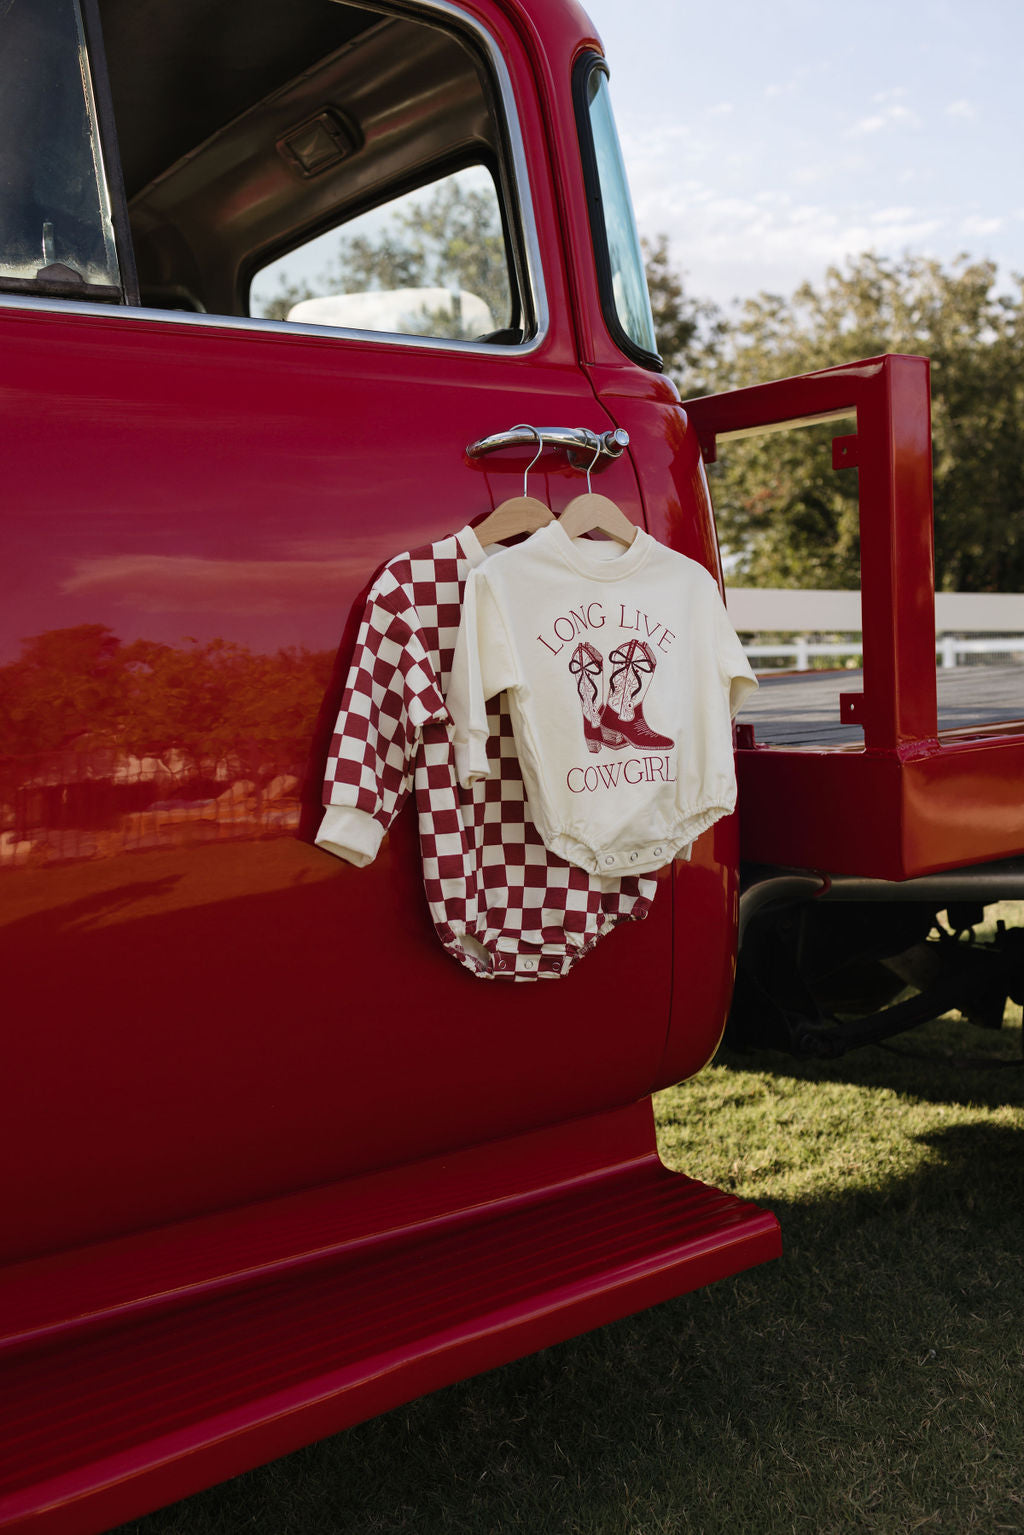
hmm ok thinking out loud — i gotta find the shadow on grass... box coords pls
[114,1121,1024,1535]
[714,1016,1024,1113]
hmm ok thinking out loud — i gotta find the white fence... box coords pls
[725,589,1024,670]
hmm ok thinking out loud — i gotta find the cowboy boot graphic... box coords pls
[568,641,608,752]
[602,639,673,752]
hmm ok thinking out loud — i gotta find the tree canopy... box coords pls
[657,250,1024,592]
[642,234,725,397]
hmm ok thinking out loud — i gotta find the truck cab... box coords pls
[0,2,778,1530]
[5,1,1023,1529]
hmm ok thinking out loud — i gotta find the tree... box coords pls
[643,234,724,396]
[648,246,1024,592]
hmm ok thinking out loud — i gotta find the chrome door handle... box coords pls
[466,425,629,469]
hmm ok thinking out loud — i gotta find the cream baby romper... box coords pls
[447,522,757,877]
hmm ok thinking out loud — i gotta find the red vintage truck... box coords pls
[1,0,1021,1531]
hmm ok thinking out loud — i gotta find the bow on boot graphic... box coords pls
[569,639,672,753]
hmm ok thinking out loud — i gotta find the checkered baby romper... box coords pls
[317,525,656,980]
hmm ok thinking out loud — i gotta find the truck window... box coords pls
[93,0,535,343]
[249,164,516,342]
[0,0,124,302]
[574,54,660,368]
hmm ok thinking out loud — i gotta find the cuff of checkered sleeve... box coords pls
[314,804,386,867]
[454,731,491,788]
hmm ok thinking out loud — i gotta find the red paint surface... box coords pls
[1,294,680,1255]
[0,0,771,1524]
[0,1106,779,1535]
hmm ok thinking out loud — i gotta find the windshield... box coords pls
[584,64,658,361]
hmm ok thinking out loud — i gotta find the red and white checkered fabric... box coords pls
[322,527,655,980]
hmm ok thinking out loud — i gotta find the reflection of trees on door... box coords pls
[0,626,333,866]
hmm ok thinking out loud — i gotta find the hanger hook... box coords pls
[585,438,601,495]
[508,424,544,497]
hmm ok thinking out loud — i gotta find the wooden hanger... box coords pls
[473,426,554,545]
[558,442,637,546]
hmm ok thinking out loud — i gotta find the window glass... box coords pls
[93,0,533,337]
[0,0,121,298]
[586,67,658,359]
[249,165,514,342]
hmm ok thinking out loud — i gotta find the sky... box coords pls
[583,0,1024,308]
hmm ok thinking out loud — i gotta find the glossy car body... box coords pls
[0,1,777,1529]
[3,0,1022,1529]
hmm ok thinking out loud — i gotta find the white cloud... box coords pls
[960,215,1003,238]
[848,102,921,136]
[762,73,811,101]
[870,206,918,224]
[620,118,713,169]
[790,151,868,187]
[946,99,976,119]
[629,169,950,302]
[617,93,1007,307]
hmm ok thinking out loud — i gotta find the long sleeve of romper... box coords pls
[316,569,448,866]
[447,565,518,788]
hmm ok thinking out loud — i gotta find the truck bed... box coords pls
[685,358,1024,881]
[741,664,1024,746]
[734,666,1024,881]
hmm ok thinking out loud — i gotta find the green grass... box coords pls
[116,945,1024,1533]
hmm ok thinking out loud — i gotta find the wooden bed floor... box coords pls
[738,664,1024,746]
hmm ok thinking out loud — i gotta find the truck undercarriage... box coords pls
[733,862,1024,1061]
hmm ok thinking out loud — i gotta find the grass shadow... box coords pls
[714,1009,1024,1113]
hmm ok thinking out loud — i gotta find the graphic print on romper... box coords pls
[569,642,606,753]
[601,639,673,752]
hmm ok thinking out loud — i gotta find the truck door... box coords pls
[0,0,673,1260]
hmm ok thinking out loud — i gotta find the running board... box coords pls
[0,1101,780,1535]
